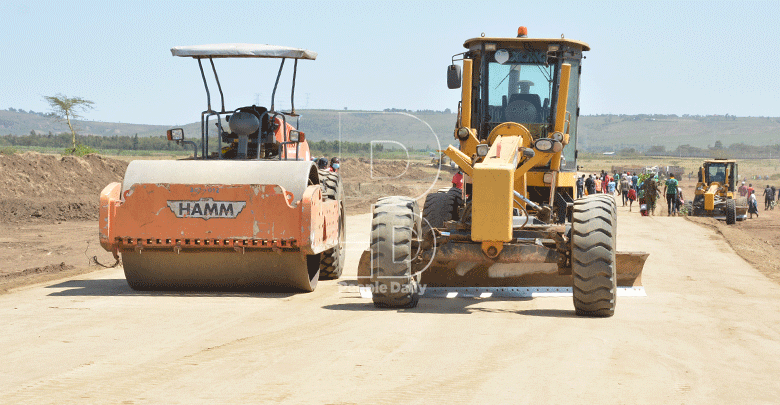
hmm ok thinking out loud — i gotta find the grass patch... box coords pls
[0,146,18,155]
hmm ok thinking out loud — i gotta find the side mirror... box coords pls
[447,64,462,89]
[167,128,184,141]
[289,130,305,143]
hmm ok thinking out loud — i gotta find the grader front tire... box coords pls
[571,196,617,317]
[725,198,736,225]
[370,196,421,309]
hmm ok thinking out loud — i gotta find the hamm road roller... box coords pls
[358,28,647,316]
[100,44,344,291]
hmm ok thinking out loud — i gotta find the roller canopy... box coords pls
[171,44,317,60]
[121,160,316,203]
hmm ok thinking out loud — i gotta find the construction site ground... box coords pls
[1,152,779,403]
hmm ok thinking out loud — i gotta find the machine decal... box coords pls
[166,198,246,219]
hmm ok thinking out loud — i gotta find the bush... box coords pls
[64,144,98,156]
[0,146,17,155]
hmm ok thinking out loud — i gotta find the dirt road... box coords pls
[2,205,780,404]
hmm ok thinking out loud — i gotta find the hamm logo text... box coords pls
[167,198,246,220]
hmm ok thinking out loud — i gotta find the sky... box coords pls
[1,1,779,125]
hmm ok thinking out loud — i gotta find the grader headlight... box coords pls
[476,144,490,157]
[534,138,554,152]
[456,127,471,141]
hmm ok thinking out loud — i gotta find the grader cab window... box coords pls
[708,163,727,184]
[486,50,553,128]
[477,47,581,171]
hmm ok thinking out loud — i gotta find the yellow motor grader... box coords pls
[685,159,747,224]
[358,28,647,316]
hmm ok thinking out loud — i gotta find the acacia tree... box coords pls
[43,94,94,152]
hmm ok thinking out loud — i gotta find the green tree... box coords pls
[43,94,94,152]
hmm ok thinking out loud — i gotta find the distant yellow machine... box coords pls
[358,27,647,316]
[686,159,747,224]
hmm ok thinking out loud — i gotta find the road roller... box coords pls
[99,44,344,292]
[357,28,647,315]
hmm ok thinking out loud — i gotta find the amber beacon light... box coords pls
[517,26,528,38]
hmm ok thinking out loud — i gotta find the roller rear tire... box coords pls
[422,188,462,235]
[318,170,345,280]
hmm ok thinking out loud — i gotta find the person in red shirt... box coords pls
[738,181,747,197]
[452,171,464,189]
[329,157,340,172]
[747,183,754,197]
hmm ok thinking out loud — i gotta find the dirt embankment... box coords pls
[0,153,452,290]
[0,152,127,223]
[338,157,450,213]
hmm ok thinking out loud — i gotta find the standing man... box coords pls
[632,172,639,190]
[620,175,631,206]
[643,177,661,216]
[764,184,773,210]
[576,175,584,199]
[664,174,679,216]
[452,170,464,190]
[738,181,747,197]
[585,175,595,196]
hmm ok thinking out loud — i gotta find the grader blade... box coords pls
[356,248,648,296]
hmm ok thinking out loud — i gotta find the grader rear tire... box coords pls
[371,196,421,309]
[726,198,736,225]
[571,195,617,317]
[422,188,462,235]
[318,170,345,280]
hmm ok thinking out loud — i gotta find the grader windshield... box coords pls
[487,50,553,125]
[476,45,582,171]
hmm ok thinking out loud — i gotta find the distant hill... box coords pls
[3,109,779,151]
[0,109,171,139]
[578,114,780,152]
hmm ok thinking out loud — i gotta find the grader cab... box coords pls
[358,28,647,316]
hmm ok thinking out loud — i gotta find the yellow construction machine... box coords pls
[357,28,647,316]
[685,159,747,224]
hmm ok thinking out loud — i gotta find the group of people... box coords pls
[576,171,622,198]
[738,181,779,218]
[575,170,683,216]
[737,181,779,218]
[314,156,340,172]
